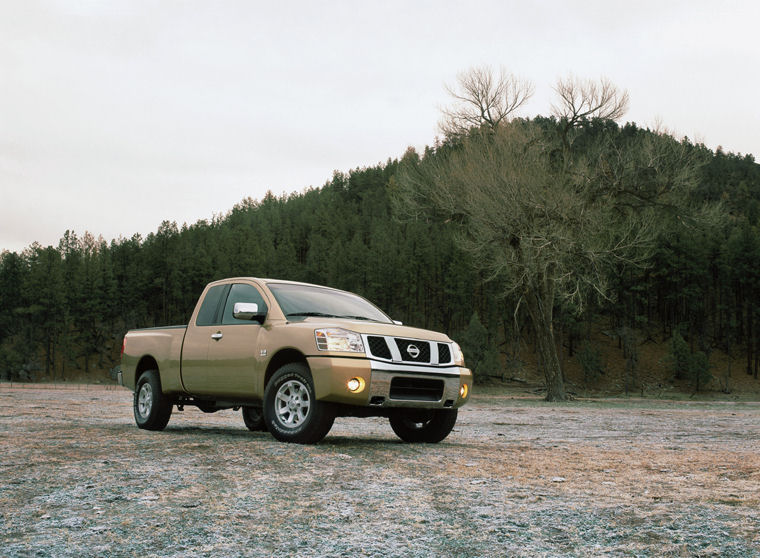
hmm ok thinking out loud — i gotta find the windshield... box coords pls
[268,283,392,323]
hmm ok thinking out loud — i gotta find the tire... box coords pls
[389,408,458,443]
[263,363,334,444]
[133,370,173,431]
[242,406,267,431]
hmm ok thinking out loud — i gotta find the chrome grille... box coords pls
[394,338,431,363]
[367,336,392,359]
[437,343,451,364]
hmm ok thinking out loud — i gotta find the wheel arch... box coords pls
[264,348,309,390]
[135,356,160,384]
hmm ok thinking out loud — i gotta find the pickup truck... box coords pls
[120,278,472,443]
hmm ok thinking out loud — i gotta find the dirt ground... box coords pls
[1,384,758,558]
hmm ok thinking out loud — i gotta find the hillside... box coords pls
[1,120,760,398]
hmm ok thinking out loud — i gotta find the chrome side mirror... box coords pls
[233,302,266,322]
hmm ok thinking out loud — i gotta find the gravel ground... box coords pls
[1,384,759,557]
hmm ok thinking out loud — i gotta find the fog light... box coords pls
[347,377,365,393]
[459,383,469,398]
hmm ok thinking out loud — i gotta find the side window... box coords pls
[196,285,228,326]
[222,283,268,325]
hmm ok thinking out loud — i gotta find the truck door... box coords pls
[180,283,229,395]
[185,282,268,399]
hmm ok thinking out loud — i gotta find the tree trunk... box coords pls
[526,287,567,401]
[45,336,51,377]
[51,338,56,382]
[747,302,753,375]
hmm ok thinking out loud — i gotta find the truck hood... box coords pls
[288,317,453,343]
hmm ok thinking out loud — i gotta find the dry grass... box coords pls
[1,384,759,557]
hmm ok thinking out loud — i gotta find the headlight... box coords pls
[314,328,365,353]
[452,342,465,366]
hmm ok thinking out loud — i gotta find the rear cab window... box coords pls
[195,284,228,326]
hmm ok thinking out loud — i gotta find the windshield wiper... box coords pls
[286,312,382,322]
[286,312,341,318]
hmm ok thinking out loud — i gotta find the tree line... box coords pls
[0,162,499,381]
[1,130,758,389]
[1,72,759,397]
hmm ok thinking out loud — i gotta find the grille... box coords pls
[394,338,431,363]
[389,377,444,401]
[437,343,451,364]
[367,336,392,359]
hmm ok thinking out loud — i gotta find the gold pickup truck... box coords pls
[119,278,472,444]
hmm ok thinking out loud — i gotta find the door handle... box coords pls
[211,332,223,341]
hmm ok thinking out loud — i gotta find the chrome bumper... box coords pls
[308,355,471,408]
[367,368,464,409]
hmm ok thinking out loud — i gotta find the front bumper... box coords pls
[307,356,472,409]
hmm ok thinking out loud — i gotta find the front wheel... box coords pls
[389,408,458,443]
[263,363,334,444]
[134,370,173,431]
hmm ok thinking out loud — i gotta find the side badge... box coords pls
[260,349,267,357]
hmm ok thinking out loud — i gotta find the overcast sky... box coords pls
[2,0,758,254]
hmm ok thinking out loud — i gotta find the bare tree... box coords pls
[439,66,534,137]
[553,75,629,123]
[552,76,630,150]
[397,72,707,401]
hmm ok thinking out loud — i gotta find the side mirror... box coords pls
[393,320,403,326]
[233,302,266,323]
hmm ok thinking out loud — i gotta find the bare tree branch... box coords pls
[551,76,630,153]
[552,75,630,125]
[439,66,534,137]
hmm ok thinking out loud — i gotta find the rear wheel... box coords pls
[389,408,457,443]
[242,406,266,431]
[263,363,334,444]
[134,370,173,431]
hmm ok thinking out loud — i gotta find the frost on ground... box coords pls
[1,385,759,557]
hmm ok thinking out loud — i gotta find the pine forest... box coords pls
[2,118,760,398]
